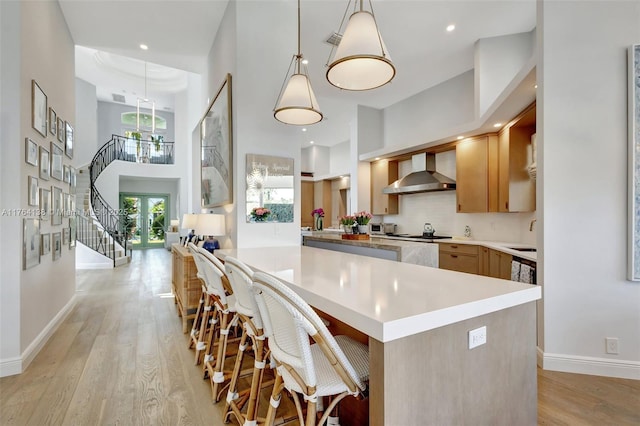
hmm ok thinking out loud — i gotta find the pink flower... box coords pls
[311,208,325,217]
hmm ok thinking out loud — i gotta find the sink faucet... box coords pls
[529,219,537,232]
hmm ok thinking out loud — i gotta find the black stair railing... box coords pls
[87,134,175,264]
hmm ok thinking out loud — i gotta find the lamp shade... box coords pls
[196,214,226,236]
[274,73,323,125]
[181,213,197,229]
[326,10,395,91]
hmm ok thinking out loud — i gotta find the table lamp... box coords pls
[170,219,179,232]
[196,213,226,253]
[181,213,198,246]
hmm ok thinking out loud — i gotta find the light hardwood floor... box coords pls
[1,248,638,425]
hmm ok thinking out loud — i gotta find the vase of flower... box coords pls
[354,211,372,234]
[250,207,271,222]
[312,208,325,231]
[339,215,356,234]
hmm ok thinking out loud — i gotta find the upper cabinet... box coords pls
[456,103,536,213]
[371,159,399,215]
[498,104,536,212]
[456,134,498,213]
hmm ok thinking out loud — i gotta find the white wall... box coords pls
[383,70,474,150]
[0,0,22,375]
[329,141,350,176]
[475,31,535,118]
[0,0,77,377]
[75,78,98,167]
[539,0,640,379]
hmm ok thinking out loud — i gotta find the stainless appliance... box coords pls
[383,153,456,194]
[369,223,397,235]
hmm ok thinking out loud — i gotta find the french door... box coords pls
[120,193,169,249]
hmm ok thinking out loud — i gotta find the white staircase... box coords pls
[75,166,130,267]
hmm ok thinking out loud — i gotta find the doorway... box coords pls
[120,193,169,249]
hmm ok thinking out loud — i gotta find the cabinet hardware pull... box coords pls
[451,255,458,258]
[450,245,458,248]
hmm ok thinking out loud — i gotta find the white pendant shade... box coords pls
[274,73,323,125]
[327,10,395,91]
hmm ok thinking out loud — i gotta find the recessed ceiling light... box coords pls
[139,44,148,50]
[375,157,381,160]
[302,128,307,132]
[457,136,464,140]
[534,84,538,89]
[446,24,455,32]
[302,59,309,65]
[493,123,502,128]
[310,141,314,144]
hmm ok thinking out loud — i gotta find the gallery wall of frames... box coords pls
[23,79,77,270]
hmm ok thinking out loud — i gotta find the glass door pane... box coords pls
[147,197,166,247]
[122,196,142,247]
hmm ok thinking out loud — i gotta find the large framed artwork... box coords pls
[201,74,232,208]
[23,219,40,270]
[245,154,294,223]
[629,44,640,281]
[32,80,47,137]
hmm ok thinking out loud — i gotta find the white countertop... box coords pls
[216,245,541,343]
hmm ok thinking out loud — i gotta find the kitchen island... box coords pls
[215,245,541,425]
[303,233,439,267]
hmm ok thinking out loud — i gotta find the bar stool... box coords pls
[198,248,239,402]
[222,256,274,426]
[187,242,217,365]
[252,271,369,426]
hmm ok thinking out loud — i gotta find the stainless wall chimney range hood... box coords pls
[383,153,456,195]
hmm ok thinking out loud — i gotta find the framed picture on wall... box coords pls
[23,219,40,270]
[62,227,70,245]
[32,80,47,137]
[52,232,61,261]
[49,107,57,136]
[39,146,50,180]
[52,186,63,225]
[65,121,74,159]
[50,142,63,181]
[28,176,39,206]
[57,117,65,143]
[25,138,38,167]
[201,74,233,208]
[41,233,50,255]
[40,188,50,221]
[63,165,70,183]
[629,44,640,281]
[69,217,76,248]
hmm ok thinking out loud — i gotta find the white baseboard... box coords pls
[542,351,640,380]
[21,294,77,372]
[0,356,22,377]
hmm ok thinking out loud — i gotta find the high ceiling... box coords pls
[60,0,536,148]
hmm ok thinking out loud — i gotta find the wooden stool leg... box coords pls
[188,289,206,350]
[224,327,248,417]
[212,310,233,402]
[203,303,220,381]
[194,295,213,365]
[245,336,265,423]
[265,371,284,426]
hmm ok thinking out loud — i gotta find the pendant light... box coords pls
[274,0,323,126]
[137,62,156,133]
[326,0,395,91]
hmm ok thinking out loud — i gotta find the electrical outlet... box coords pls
[605,337,619,354]
[468,326,487,349]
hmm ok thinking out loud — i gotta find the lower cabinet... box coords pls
[438,243,479,275]
[441,244,514,280]
[171,243,202,333]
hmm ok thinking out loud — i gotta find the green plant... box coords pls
[339,215,356,226]
[355,211,372,225]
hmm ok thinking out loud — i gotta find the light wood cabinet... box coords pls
[171,244,202,333]
[438,243,479,275]
[497,104,536,212]
[455,134,498,213]
[489,249,513,280]
[456,103,536,213]
[313,180,332,226]
[301,180,315,228]
[371,160,398,215]
[479,246,490,276]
